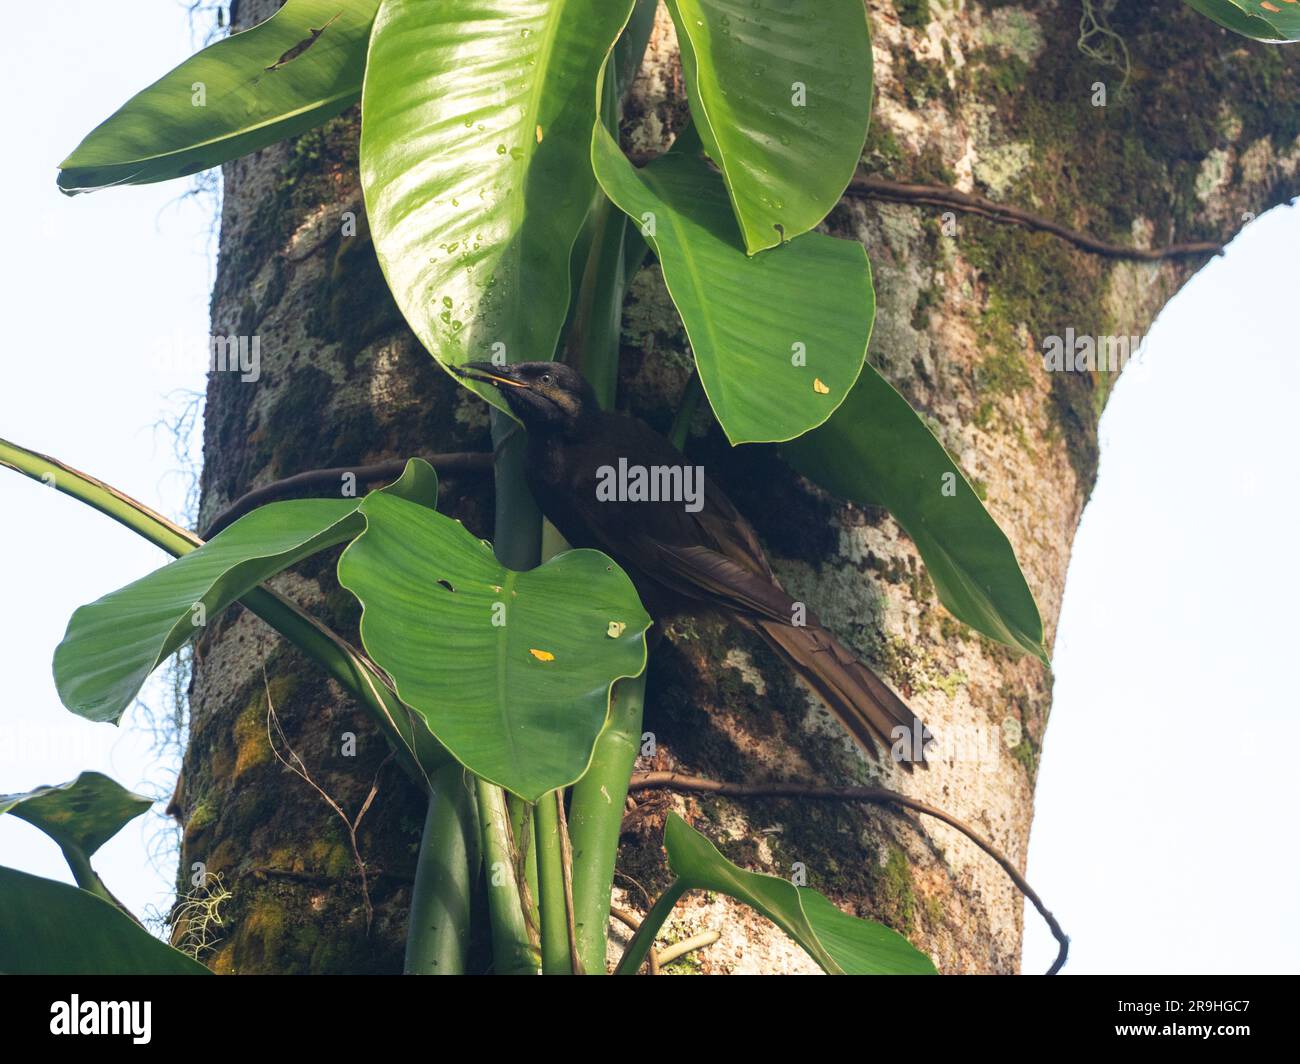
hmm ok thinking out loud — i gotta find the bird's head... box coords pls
[450,360,599,436]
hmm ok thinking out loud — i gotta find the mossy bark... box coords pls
[178,1,1300,973]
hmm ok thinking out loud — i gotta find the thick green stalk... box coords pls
[489,410,542,570]
[613,878,688,975]
[477,408,547,972]
[476,777,540,975]
[569,675,646,973]
[0,437,205,556]
[0,437,442,789]
[559,217,650,967]
[559,52,658,967]
[669,372,705,451]
[404,764,480,974]
[534,792,571,974]
[59,844,142,925]
[567,195,627,399]
[560,53,657,966]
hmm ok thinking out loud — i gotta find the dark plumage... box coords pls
[452,360,931,767]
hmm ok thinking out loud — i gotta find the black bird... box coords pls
[452,360,931,767]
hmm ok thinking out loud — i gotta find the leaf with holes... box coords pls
[58,0,379,193]
[337,491,652,801]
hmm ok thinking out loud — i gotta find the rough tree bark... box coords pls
[173,1,1300,973]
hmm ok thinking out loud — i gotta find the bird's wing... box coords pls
[635,541,806,625]
[686,476,776,583]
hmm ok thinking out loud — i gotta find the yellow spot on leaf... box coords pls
[607,621,626,638]
[529,649,555,662]
[813,378,830,394]
[536,124,544,143]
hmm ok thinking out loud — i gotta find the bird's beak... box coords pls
[449,361,529,389]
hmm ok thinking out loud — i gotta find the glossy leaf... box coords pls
[58,0,379,194]
[0,772,151,857]
[54,460,437,723]
[360,0,635,411]
[664,814,936,974]
[782,366,1048,664]
[665,0,873,253]
[337,492,652,801]
[1182,0,1300,42]
[0,866,209,975]
[592,128,872,444]
[794,887,937,976]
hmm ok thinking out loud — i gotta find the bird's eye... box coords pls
[540,373,552,385]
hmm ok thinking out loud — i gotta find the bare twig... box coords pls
[609,907,717,972]
[201,453,492,539]
[628,771,1069,975]
[610,906,660,974]
[846,174,1222,261]
[626,148,1223,262]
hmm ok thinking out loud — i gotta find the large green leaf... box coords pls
[0,772,151,857]
[0,866,209,975]
[592,127,872,444]
[360,0,635,410]
[665,0,873,253]
[54,460,437,723]
[1182,0,1300,41]
[782,366,1048,664]
[664,814,936,974]
[58,0,380,194]
[337,491,652,801]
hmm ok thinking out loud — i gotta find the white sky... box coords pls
[0,1,1295,973]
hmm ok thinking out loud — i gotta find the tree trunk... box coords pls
[175,0,1300,973]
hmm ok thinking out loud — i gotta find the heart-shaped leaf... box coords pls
[58,0,380,194]
[664,814,936,974]
[0,866,209,975]
[1182,0,1300,42]
[0,772,152,857]
[54,460,437,723]
[665,0,874,253]
[592,127,872,444]
[337,491,652,801]
[782,366,1048,664]
[360,0,635,410]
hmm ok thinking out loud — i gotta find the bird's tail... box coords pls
[751,618,931,769]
